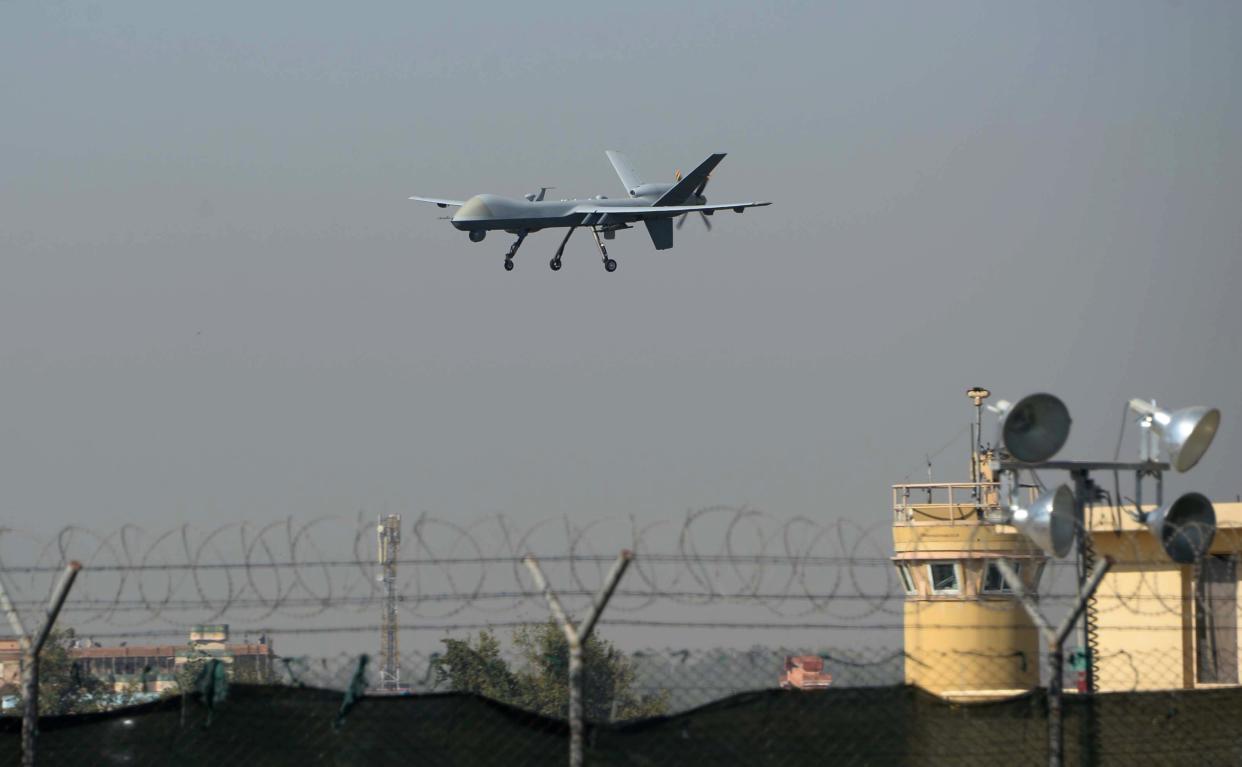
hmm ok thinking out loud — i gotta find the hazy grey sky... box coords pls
[3,0,1240,541]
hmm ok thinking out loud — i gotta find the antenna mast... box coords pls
[967,387,991,488]
[377,514,402,691]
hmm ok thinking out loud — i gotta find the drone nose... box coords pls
[452,195,493,224]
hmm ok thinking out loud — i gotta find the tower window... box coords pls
[896,564,916,595]
[983,560,1022,593]
[927,562,961,594]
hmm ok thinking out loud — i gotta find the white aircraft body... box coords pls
[411,151,771,272]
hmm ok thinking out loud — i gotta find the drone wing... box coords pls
[576,201,771,218]
[408,196,465,208]
[573,201,771,250]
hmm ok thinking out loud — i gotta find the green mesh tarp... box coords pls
[3,684,1242,766]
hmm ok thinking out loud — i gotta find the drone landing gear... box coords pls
[550,225,578,271]
[591,227,617,273]
[504,230,529,271]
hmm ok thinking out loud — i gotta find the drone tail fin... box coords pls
[655,154,725,206]
[605,150,644,196]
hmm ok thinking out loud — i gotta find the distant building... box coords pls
[780,655,833,690]
[0,625,276,697]
[0,638,21,705]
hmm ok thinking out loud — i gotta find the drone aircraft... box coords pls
[410,151,771,272]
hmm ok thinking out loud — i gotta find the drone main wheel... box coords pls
[604,259,617,273]
[504,260,514,272]
[550,258,562,271]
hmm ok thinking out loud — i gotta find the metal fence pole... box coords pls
[995,557,1110,767]
[0,561,82,767]
[1046,642,1064,767]
[524,550,633,767]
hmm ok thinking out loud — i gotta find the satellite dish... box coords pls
[998,393,1072,464]
[1009,484,1076,558]
[1145,492,1216,564]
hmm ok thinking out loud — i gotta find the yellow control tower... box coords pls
[891,388,1045,699]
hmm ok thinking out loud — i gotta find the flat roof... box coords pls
[1086,501,1242,532]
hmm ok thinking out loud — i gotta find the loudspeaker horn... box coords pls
[1129,400,1221,472]
[1145,492,1216,564]
[997,393,1072,464]
[1009,484,1076,558]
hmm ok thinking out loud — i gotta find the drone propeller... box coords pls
[694,173,710,197]
[675,169,712,230]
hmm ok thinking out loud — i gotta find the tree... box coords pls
[172,650,212,696]
[22,630,113,715]
[168,642,275,696]
[230,653,277,685]
[433,623,669,721]
[434,630,520,702]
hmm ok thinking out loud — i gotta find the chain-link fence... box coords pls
[1,508,1241,764]
[2,665,1240,765]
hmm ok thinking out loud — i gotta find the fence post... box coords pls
[994,557,1110,767]
[524,550,633,767]
[0,561,82,767]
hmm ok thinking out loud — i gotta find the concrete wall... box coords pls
[1085,502,1242,692]
[895,521,1045,697]
[904,600,1040,696]
[1091,563,1192,691]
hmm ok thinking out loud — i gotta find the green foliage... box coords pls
[229,654,277,686]
[433,623,669,721]
[170,645,275,695]
[24,630,113,715]
[434,630,520,703]
[173,653,209,695]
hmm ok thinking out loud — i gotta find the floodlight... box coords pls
[1008,484,1075,558]
[1143,492,1216,564]
[1129,399,1221,472]
[994,393,1072,464]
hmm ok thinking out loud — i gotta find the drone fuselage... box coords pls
[450,192,704,235]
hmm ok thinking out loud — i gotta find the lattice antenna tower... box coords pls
[377,514,401,691]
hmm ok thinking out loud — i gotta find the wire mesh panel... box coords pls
[4,682,1242,766]
[2,508,1242,764]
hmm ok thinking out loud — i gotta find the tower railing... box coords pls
[892,481,1036,525]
